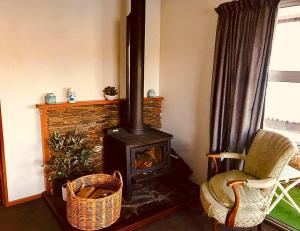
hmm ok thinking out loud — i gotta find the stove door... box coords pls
[130,141,170,175]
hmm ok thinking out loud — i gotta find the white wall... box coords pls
[0,0,122,201]
[119,0,161,98]
[144,0,161,97]
[0,0,161,202]
[160,0,226,184]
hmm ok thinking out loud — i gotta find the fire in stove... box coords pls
[135,147,163,170]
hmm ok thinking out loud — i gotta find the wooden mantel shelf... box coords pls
[36,97,164,110]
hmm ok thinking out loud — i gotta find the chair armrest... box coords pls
[206,154,221,175]
[220,152,247,160]
[227,178,276,189]
[227,180,246,187]
[207,152,246,160]
[225,180,245,227]
[225,177,276,227]
[245,178,276,189]
[206,152,246,175]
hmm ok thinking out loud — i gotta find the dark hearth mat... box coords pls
[43,179,199,231]
[121,180,179,218]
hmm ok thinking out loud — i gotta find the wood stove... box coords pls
[105,127,172,200]
[104,0,173,201]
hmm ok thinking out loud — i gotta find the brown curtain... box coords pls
[209,0,280,174]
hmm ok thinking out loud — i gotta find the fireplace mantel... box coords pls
[36,97,163,192]
[36,97,164,109]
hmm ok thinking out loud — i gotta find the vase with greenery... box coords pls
[43,130,97,195]
[103,86,118,100]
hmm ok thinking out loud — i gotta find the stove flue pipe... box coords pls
[127,0,146,135]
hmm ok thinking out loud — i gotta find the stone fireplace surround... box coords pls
[36,97,163,192]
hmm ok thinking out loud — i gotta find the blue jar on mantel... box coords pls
[67,88,76,103]
[45,93,56,104]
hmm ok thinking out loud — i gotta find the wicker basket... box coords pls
[66,171,123,230]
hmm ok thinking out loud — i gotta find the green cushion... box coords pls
[201,182,266,227]
[208,170,271,210]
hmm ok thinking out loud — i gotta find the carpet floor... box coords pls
[0,199,280,231]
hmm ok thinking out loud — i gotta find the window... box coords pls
[264,5,300,145]
[264,5,300,231]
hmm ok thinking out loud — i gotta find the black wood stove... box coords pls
[104,0,173,201]
[105,127,172,200]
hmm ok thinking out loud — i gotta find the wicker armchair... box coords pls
[200,129,298,231]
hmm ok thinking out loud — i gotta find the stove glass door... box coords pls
[131,142,169,174]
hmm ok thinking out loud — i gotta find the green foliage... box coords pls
[103,86,118,96]
[270,188,300,230]
[44,130,97,182]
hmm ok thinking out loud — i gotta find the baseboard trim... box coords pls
[5,193,42,207]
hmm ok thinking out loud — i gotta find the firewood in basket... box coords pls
[76,186,95,198]
[89,188,115,199]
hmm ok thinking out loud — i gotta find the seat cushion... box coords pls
[200,182,266,228]
[208,170,271,210]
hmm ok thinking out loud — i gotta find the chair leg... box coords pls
[257,223,263,231]
[212,218,219,231]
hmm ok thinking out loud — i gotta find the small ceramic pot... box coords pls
[147,89,157,98]
[62,183,67,201]
[104,94,118,101]
[45,93,56,104]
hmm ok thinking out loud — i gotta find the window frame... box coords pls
[268,70,300,83]
[280,0,300,8]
